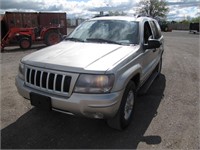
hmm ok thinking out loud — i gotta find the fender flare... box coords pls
[112,64,142,92]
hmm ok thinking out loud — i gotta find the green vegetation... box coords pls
[178,16,200,24]
[190,16,200,23]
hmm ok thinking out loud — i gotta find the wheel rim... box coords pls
[124,90,134,120]
[21,40,30,49]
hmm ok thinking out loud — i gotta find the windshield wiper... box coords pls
[65,37,85,42]
[86,38,123,45]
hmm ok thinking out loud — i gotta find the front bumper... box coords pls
[15,76,123,119]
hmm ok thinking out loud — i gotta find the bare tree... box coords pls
[137,0,169,19]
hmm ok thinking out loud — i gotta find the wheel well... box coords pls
[131,73,140,89]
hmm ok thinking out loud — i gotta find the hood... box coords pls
[22,41,138,73]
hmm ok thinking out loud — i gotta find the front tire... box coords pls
[107,81,136,130]
[19,38,31,49]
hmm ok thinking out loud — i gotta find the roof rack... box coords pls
[135,14,151,18]
[93,14,110,18]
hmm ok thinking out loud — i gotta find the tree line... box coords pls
[108,0,169,19]
[104,0,199,23]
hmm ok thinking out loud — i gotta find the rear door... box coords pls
[141,20,155,82]
[141,20,163,82]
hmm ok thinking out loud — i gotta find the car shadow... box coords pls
[1,74,166,149]
[189,32,200,35]
[1,44,47,53]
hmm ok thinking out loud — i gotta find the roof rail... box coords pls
[136,14,151,18]
[93,14,110,18]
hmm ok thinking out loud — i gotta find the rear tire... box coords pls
[19,38,31,49]
[107,81,136,130]
[44,30,61,46]
[154,57,163,80]
[157,57,162,74]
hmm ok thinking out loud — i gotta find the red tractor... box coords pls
[1,26,62,51]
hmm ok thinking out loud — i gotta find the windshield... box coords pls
[67,20,139,45]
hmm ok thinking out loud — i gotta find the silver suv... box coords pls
[16,16,164,130]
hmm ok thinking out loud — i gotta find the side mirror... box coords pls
[144,39,162,49]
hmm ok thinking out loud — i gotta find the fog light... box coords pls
[84,112,104,119]
[93,113,104,119]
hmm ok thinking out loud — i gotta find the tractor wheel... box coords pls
[19,38,32,49]
[44,30,61,46]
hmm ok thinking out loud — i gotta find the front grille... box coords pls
[25,66,72,96]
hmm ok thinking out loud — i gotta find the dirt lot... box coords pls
[1,31,199,149]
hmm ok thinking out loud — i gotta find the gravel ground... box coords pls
[0,30,199,149]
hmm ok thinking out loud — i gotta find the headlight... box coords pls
[74,74,115,94]
[18,62,25,80]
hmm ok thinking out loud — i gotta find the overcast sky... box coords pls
[1,0,200,20]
